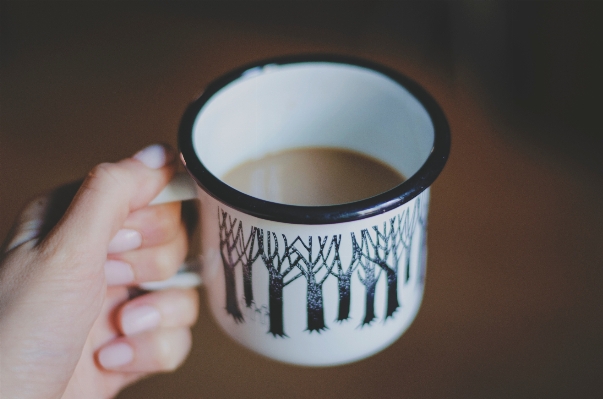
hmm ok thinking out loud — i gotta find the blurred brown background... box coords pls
[1,1,602,398]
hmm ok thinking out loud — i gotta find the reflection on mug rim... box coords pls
[178,54,450,225]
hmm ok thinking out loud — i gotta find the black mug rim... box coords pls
[178,54,450,225]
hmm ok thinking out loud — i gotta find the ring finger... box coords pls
[117,288,199,336]
[97,327,192,373]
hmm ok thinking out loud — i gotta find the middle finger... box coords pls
[117,288,200,336]
[110,225,188,284]
[108,202,183,253]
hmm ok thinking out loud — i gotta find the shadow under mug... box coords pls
[150,55,450,366]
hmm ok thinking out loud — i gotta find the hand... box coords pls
[0,144,199,399]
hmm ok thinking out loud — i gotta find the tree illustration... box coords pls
[329,235,361,322]
[353,231,383,326]
[240,226,262,308]
[256,229,303,337]
[355,199,423,321]
[216,196,427,336]
[218,209,246,323]
[399,199,422,284]
[355,223,400,320]
[289,236,338,332]
[415,195,429,285]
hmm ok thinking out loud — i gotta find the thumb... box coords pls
[41,144,177,265]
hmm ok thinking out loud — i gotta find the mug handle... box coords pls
[149,172,198,205]
[139,172,202,291]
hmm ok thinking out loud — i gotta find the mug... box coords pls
[151,55,450,366]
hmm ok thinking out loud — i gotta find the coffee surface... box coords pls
[221,147,405,206]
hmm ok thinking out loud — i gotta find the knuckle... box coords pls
[153,238,187,281]
[186,288,201,306]
[185,290,201,324]
[156,329,191,371]
[173,230,189,263]
[86,163,126,191]
[153,250,179,280]
[156,336,174,369]
[145,204,181,244]
[89,162,118,180]
[165,289,200,326]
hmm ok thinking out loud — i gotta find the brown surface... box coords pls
[2,6,603,399]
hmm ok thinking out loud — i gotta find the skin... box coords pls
[0,145,199,399]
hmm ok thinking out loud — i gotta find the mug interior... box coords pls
[179,56,449,224]
[192,62,434,185]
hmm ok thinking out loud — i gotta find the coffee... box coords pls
[221,147,405,206]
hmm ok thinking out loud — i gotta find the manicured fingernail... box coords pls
[133,144,171,169]
[108,229,142,254]
[104,260,135,285]
[98,342,134,369]
[121,305,161,336]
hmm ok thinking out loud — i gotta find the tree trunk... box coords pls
[385,268,400,319]
[223,261,244,323]
[336,274,352,321]
[268,273,286,337]
[306,276,326,332]
[418,230,427,285]
[362,280,377,326]
[243,263,254,308]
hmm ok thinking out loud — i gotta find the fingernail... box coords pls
[98,342,134,369]
[121,305,161,336]
[108,229,142,254]
[104,260,135,285]
[133,144,171,169]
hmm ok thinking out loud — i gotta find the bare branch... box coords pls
[284,272,304,286]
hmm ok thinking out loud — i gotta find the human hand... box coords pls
[0,144,199,399]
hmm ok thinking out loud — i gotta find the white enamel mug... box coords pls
[155,55,449,366]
